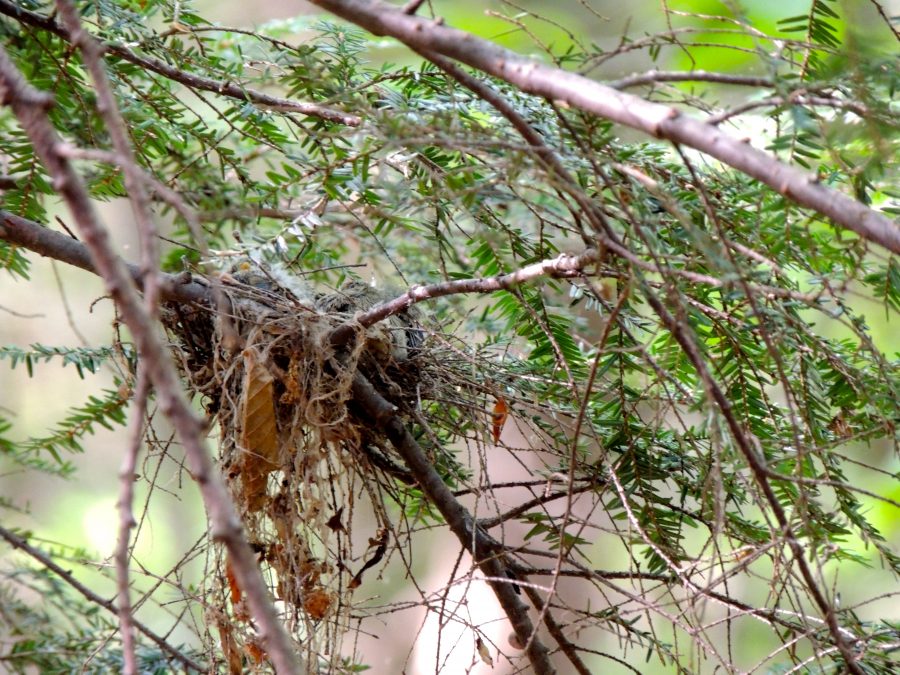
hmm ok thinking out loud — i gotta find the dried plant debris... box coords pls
[161,262,443,669]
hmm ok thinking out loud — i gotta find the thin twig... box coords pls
[53,41,165,668]
[607,69,774,90]
[330,248,601,346]
[523,282,628,657]
[349,372,556,675]
[476,482,601,529]
[402,0,427,14]
[114,366,148,675]
[706,95,872,126]
[0,526,206,673]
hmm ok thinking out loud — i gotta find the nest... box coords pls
[162,268,438,670]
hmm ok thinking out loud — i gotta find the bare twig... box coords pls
[0,46,301,675]
[706,95,873,126]
[114,367,148,675]
[0,303,43,318]
[307,0,900,254]
[402,0,427,14]
[864,0,900,42]
[0,525,205,673]
[330,248,601,346]
[476,482,601,529]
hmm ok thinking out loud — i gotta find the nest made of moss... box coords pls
[161,266,448,669]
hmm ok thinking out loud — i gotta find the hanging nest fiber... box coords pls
[161,264,440,669]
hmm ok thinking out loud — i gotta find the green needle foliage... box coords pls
[0,1,897,673]
[0,562,204,674]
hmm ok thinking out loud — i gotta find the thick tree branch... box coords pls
[0,525,205,673]
[0,47,301,675]
[0,0,359,126]
[307,0,899,254]
[0,210,603,349]
[349,372,556,674]
[0,211,209,305]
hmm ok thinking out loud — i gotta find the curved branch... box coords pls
[307,0,899,254]
[329,248,600,347]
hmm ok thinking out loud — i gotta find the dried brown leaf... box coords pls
[476,636,493,666]
[303,587,334,621]
[239,347,281,511]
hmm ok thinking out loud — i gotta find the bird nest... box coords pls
[161,266,439,670]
